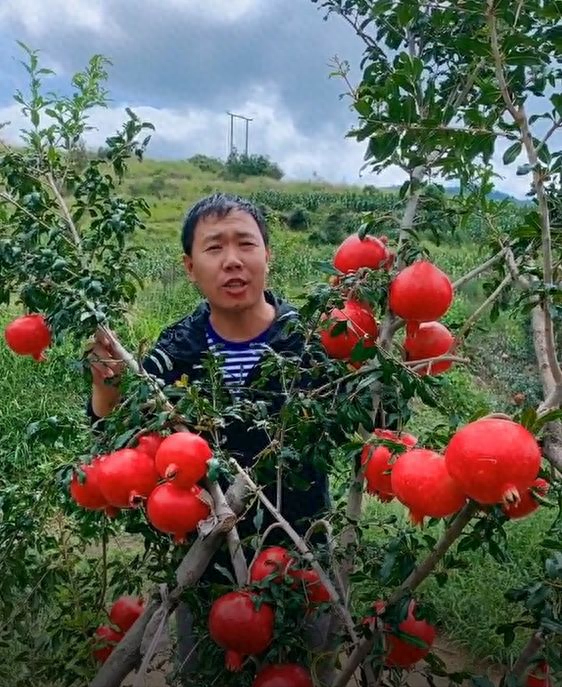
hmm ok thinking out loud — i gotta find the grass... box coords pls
[0,160,552,680]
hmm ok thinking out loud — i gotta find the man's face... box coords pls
[183,209,270,312]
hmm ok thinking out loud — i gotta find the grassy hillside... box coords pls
[0,156,551,682]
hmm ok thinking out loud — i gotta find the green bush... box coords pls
[284,206,312,231]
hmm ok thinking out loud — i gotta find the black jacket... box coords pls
[88,290,331,559]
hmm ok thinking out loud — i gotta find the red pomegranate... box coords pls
[249,546,294,584]
[404,321,455,375]
[389,261,453,334]
[146,483,210,543]
[371,600,436,668]
[333,234,389,274]
[154,431,212,489]
[97,448,159,508]
[503,478,549,520]
[109,595,144,633]
[320,299,378,361]
[208,591,275,671]
[391,449,467,525]
[253,664,313,687]
[92,625,123,663]
[361,429,418,501]
[526,661,552,687]
[70,459,108,511]
[4,313,52,361]
[444,418,541,505]
[136,433,164,458]
[290,569,331,606]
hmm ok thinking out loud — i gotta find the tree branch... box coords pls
[452,248,507,290]
[506,631,544,683]
[456,274,512,341]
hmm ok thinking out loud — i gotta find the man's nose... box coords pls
[222,247,243,269]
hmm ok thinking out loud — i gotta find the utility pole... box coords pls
[226,111,253,156]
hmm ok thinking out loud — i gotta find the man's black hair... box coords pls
[181,192,269,255]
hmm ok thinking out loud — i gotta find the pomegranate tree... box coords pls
[390,449,467,525]
[208,591,275,671]
[4,313,52,361]
[444,418,541,505]
[404,321,455,375]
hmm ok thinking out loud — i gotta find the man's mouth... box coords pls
[223,279,248,288]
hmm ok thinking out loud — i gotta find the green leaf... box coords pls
[503,142,522,165]
[551,93,562,118]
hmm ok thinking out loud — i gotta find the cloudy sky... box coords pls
[0,0,556,198]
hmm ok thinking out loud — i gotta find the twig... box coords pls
[226,527,247,587]
[46,171,82,249]
[406,355,469,371]
[304,519,347,604]
[452,248,507,290]
[455,274,512,341]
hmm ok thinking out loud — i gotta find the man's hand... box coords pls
[86,330,126,386]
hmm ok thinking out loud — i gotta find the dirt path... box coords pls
[122,633,506,686]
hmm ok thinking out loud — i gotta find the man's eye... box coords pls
[206,245,221,251]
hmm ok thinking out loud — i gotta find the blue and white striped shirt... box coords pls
[205,321,270,397]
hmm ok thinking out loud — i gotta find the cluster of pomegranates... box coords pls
[320,232,455,375]
[70,431,213,543]
[93,595,144,663]
[362,417,549,525]
[208,545,437,681]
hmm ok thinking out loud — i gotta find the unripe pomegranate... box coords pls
[333,234,389,274]
[503,478,549,520]
[391,449,467,525]
[444,418,541,505]
[249,546,294,584]
[389,261,453,334]
[361,429,418,501]
[253,664,313,687]
[154,431,212,489]
[208,591,275,672]
[404,321,455,375]
[320,299,378,361]
[97,448,159,508]
[92,625,123,663]
[4,313,52,361]
[146,483,210,543]
[135,433,164,458]
[371,600,436,668]
[109,595,144,633]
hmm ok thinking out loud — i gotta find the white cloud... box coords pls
[0,87,542,197]
[0,0,123,38]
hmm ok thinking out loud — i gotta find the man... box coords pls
[86,192,333,681]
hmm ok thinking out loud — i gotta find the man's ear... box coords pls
[183,254,196,282]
